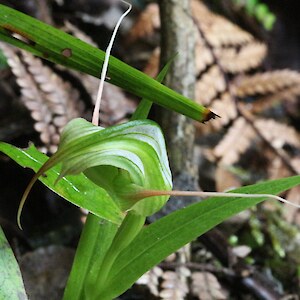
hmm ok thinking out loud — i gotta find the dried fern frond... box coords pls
[216,165,241,192]
[290,157,300,174]
[214,116,300,166]
[195,38,214,74]
[191,272,227,300]
[284,186,300,224]
[209,92,237,129]
[215,42,267,73]
[61,22,136,127]
[143,47,160,78]
[61,21,99,101]
[136,1,268,112]
[195,65,226,105]
[192,0,253,47]
[99,83,136,126]
[63,21,98,47]
[136,266,163,297]
[192,1,268,107]
[234,70,300,97]
[159,268,190,300]
[251,84,300,114]
[127,3,160,43]
[254,118,300,149]
[1,43,83,153]
[214,117,255,165]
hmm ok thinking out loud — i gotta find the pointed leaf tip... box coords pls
[202,109,220,123]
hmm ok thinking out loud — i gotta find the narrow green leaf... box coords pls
[131,55,176,120]
[0,4,214,122]
[102,175,300,299]
[0,226,28,300]
[0,142,124,225]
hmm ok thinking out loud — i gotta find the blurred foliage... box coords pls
[236,206,300,291]
[0,48,8,69]
[232,0,276,30]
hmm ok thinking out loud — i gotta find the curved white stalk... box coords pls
[133,190,300,209]
[92,1,132,126]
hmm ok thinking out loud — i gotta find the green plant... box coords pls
[233,0,276,30]
[0,3,299,300]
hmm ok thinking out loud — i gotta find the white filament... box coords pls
[178,191,300,208]
[138,190,300,209]
[92,1,132,126]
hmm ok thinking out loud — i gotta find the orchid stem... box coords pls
[133,190,300,209]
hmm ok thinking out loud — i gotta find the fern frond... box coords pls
[195,38,214,74]
[195,65,226,105]
[160,269,190,300]
[191,272,226,300]
[209,92,237,129]
[213,117,255,165]
[143,47,160,78]
[214,116,300,166]
[1,43,83,153]
[215,42,267,73]
[127,3,160,43]
[251,84,300,113]
[254,118,300,149]
[234,70,300,97]
[136,266,162,297]
[63,21,97,47]
[192,0,253,47]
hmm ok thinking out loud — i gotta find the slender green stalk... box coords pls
[88,212,146,300]
[131,54,176,120]
[63,215,118,300]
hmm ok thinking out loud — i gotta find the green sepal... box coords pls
[22,118,172,217]
[0,142,124,225]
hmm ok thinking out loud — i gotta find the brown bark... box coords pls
[151,0,199,219]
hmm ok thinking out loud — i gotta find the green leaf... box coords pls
[246,0,258,14]
[263,13,276,30]
[0,226,28,300]
[30,118,172,217]
[101,175,300,299]
[0,4,214,123]
[0,142,124,225]
[255,3,269,21]
[131,55,176,121]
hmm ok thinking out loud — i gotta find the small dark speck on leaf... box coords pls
[43,52,49,58]
[61,48,72,58]
[41,173,47,178]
